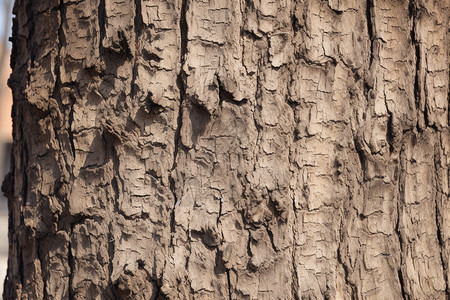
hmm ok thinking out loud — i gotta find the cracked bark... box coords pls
[2,0,449,299]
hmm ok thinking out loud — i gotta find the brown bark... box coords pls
[2,0,449,299]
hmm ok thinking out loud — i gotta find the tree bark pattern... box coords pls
[3,0,449,299]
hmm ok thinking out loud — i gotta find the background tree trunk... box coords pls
[2,0,448,299]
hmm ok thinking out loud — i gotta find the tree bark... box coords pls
[2,0,449,299]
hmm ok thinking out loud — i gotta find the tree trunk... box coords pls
[2,0,448,299]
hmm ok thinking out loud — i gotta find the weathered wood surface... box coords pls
[3,0,448,299]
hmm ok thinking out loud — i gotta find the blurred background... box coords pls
[0,0,13,297]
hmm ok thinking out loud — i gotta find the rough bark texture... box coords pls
[2,0,449,299]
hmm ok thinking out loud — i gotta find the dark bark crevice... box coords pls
[433,151,449,297]
[36,238,48,300]
[264,225,278,253]
[337,217,357,300]
[366,0,374,67]
[386,112,395,154]
[107,223,117,299]
[353,136,366,179]
[409,0,423,132]
[130,0,144,100]
[106,137,119,298]
[395,191,407,300]
[169,0,189,237]
[67,96,75,159]
[226,268,232,300]
[217,75,248,107]
[67,240,74,300]
[21,136,29,206]
[98,0,106,56]
[217,194,223,226]
[397,269,407,300]
[396,147,409,300]
[291,214,299,300]
[18,248,24,290]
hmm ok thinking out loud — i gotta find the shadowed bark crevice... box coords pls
[366,0,374,66]
[409,0,421,124]
[169,0,189,236]
[434,151,449,297]
[226,269,232,300]
[67,240,74,300]
[395,163,407,300]
[98,0,106,51]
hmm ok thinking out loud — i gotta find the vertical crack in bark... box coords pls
[169,0,189,235]
[37,238,48,299]
[67,240,74,300]
[397,269,407,300]
[433,150,449,297]
[337,216,357,299]
[353,136,366,177]
[291,206,299,299]
[246,229,252,259]
[386,112,395,154]
[98,0,106,52]
[265,225,278,253]
[109,140,126,221]
[18,249,24,289]
[409,0,422,128]
[107,223,117,298]
[226,269,232,300]
[67,96,76,159]
[395,194,407,300]
[366,0,374,67]
[396,148,408,300]
[22,141,29,206]
[133,0,143,45]
[104,133,123,298]
[251,69,262,160]
[217,194,223,226]
[108,140,120,296]
[53,0,76,162]
[131,0,143,99]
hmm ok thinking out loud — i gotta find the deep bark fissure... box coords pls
[36,238,47,300]
[386,112,395,154]
[109,141,127,222]
[409,0,422,129]
[291,207,299,300]
[98,0,106,52]
[21,137,29,206]
[107,136,120,296]
[353,136,366,177]
[397,269,407,300]
[217,75,248,107]
[226,269,232,300]
[217,194,223,226]
[18,249,24,289]
[25,1,36,69]
[169,0,189,235]
[337,213,357,300]
[107,224,117,298]
[67,240,74,300]
[434,152,449,297]
[130,0,144,100]
[52,0,75,162]
[395,176,407,300]
[265,225,278,253]
[67,98,75,159]
[366,0,374,66]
